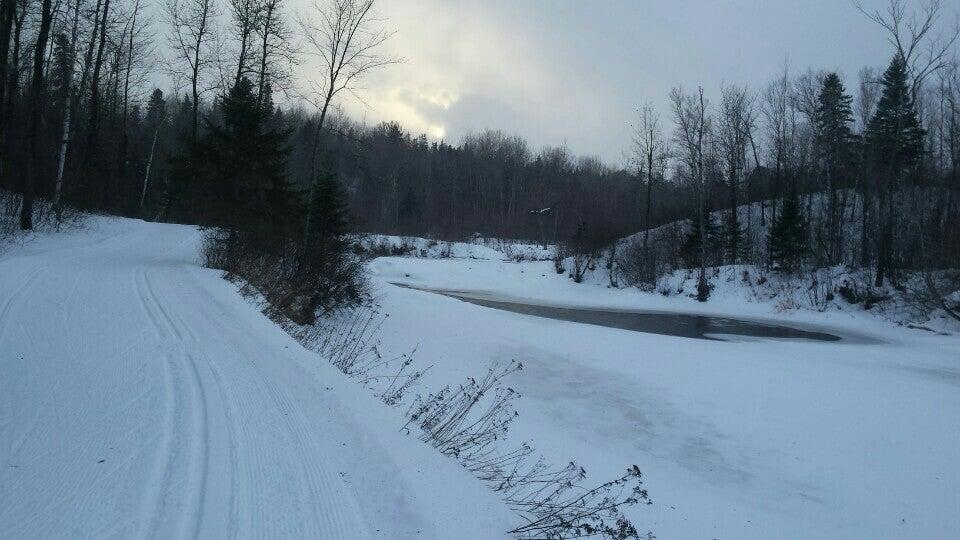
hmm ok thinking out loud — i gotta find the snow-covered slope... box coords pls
[0,217,511,538]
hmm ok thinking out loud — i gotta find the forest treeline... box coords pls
[0,0,958,315]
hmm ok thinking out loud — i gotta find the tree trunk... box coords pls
[728,159,739,263]
[0,0,16,173]
[22,0,54,230]
[301,89,334,253]
[119,4,139,183]
[85,0,110,154]
[1,5,26,179]
[747,124,764,225]
[642,131,654,263]
[141,113,164,210]
[53,0,81,213]
[53,93,71,209]
[696,88,708,301]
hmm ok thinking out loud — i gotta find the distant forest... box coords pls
[0,0,958,310]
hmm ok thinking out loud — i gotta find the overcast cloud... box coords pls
[291,0,948,165]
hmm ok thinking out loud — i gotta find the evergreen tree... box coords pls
[302,162,362,317]
[815,72,856,264]
[816,73,857,193]
[145,89,166,128]
[816,73,856,174]
[768,190,808,272]
[307,163,350,251]
[865,54,925,285]
[194,76,300,244]
[865,55,925,172]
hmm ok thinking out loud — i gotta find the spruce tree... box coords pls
[865,53,925,285]
[768,190,808,273]
[307,163,350,254]
[815,73,855,264]
[145,89,166,130]
[816,73,856,173]
[195,76,300,245]
[302,162,361,317]
[866,55,924,171]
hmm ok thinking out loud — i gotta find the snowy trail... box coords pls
[0,219,511,539]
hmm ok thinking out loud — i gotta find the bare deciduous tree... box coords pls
[718,84,754,263]
[671,86,712,300]
[21,0,54,229]
[855,66,880,267]
[229,0,261,89]
[298,0,399,251]
[165,0,218,140]
[254,0,296,104]
[118,0,152,179]
[855,0,960,98]
[762,62,795,219]
[628,103,668,282]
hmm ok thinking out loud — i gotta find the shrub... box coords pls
[403,361,651,539]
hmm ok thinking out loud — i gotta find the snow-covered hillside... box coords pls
[0,217,512,538]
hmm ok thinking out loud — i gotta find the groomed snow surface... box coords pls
[2,217,959,539]
[0,217,512,539]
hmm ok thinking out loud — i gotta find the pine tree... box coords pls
[815,73,855,264]
[865,53,925,285]
[195,76,300,244]
[145,89,166,128]
[768,190,808,273]
[307,163,350,252]
[866,55,925,171]
[816,73,856,172]
[302,162,361,317]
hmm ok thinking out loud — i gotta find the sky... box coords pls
[291,0,952,165]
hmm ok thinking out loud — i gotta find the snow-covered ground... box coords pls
[369,251,960,539]
[3,215,958,539]
[0,217,512,538]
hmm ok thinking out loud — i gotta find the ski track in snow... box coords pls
[0,220,396,539]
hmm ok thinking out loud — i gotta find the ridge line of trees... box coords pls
[0,0,957,315]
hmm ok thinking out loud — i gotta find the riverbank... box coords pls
[367,253,960,539]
